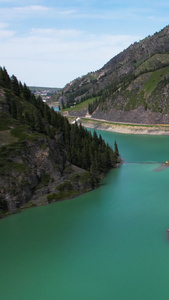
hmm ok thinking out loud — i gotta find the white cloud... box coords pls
[58,9,77,16]
[0,5,51,23]
[0,28,141,87]
[30,28,82,39]
[0,6,78,30]
[0,22,9,29]
[0,0,14,2]
[154,1,169,7]
[0,29,15,38]
[14,5,50,13]
[12,5,50,19]
[0,23,15,38]
[0,4,154,24]
[48,7,153,21]
[0,0,42,3]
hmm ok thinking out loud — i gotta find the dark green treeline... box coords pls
[0,67,120,186]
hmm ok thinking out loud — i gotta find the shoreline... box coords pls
[78,118,169,135]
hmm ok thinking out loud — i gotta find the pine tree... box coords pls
[10,99,17,119]
[34,110,44,133]
[114,140,119,160]
[63,118,71,142]
[0,65,120,185]
[11,75,20,96]
[43,103,51,123]
[0,67,10,88]
[17,105,23,123]
[24,110,33,126]
[22,83,31,101]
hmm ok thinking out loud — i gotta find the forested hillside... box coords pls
[0,67,120,218]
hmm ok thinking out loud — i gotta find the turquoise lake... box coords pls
[1,131,169,300]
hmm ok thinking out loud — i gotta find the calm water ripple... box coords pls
[1,131,169,300]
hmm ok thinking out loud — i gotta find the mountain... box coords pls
[0,67,120,218]
[58,25,169,124]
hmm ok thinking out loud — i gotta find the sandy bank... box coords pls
[79,119,169,135]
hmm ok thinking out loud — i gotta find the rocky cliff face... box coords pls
[0,134,92,215]
[92,107,169,124]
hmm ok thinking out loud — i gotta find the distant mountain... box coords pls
[59,25,169,124]
[0,67,120,218]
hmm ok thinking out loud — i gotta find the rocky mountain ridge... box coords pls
[58,25,169,124]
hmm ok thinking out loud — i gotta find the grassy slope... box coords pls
[62,56,169,115]
[136,54,169,75]
[62,97,100,112]
[142,66,169,96]
[0,130,18,146]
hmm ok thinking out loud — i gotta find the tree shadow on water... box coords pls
[153,163,169,172]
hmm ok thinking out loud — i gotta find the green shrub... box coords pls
[64,165,73,174]
[79,171,91,184]
[70,173,80,182]
[40,173,50,186]
[0,113,18,131]
[56,180,72,191]
[47,190,79,203]
[10,125,30,139]
[22,201,37,209]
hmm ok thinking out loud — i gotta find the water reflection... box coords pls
[153,163,169,172]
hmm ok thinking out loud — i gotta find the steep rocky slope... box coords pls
[0,68,120,218]
[58,25,169,124]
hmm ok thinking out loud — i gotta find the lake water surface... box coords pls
[1,131,169,300]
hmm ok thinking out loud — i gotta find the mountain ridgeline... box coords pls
[58,25,169,124]
[0,67,120,218]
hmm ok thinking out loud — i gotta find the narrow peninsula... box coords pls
[0,67,120,219]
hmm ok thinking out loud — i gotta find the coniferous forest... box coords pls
[0,67,120,217]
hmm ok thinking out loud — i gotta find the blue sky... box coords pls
[0,0,169,87]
